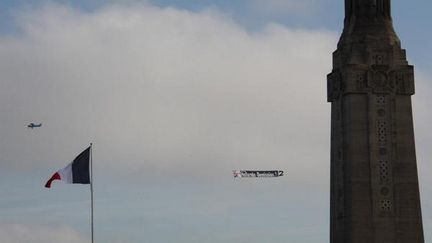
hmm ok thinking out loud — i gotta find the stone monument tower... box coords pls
[327,0,424,242]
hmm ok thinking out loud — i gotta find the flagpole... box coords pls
[90,143,94,243]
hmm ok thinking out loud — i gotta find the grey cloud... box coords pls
[0,223,88,243]
[0,2,335,186]
[250,0,321,15]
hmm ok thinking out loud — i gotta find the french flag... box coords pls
[45,147,91,188]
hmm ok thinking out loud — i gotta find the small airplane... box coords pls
[27,123,42,129]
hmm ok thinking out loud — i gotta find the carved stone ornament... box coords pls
[368,70,395,93]
[355,72,367,92]
[392,70,415,95]
[345,70,368,93]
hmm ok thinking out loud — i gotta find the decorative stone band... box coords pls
[327,65,414,102]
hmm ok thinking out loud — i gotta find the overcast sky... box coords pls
[0,1,431,242]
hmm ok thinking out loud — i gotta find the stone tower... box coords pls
[327,0,424,242]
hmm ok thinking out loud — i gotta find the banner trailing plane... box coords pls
[233,170,283,178]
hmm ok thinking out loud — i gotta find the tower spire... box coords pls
[345,0,391,17]
[339,0,400,62]
[328,0,424,242]
[345,0,391,25]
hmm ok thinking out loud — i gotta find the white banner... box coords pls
[233,170,283,178]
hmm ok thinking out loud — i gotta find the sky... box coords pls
[0,0,431,242]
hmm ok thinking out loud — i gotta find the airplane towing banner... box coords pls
[233,170,283,178]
